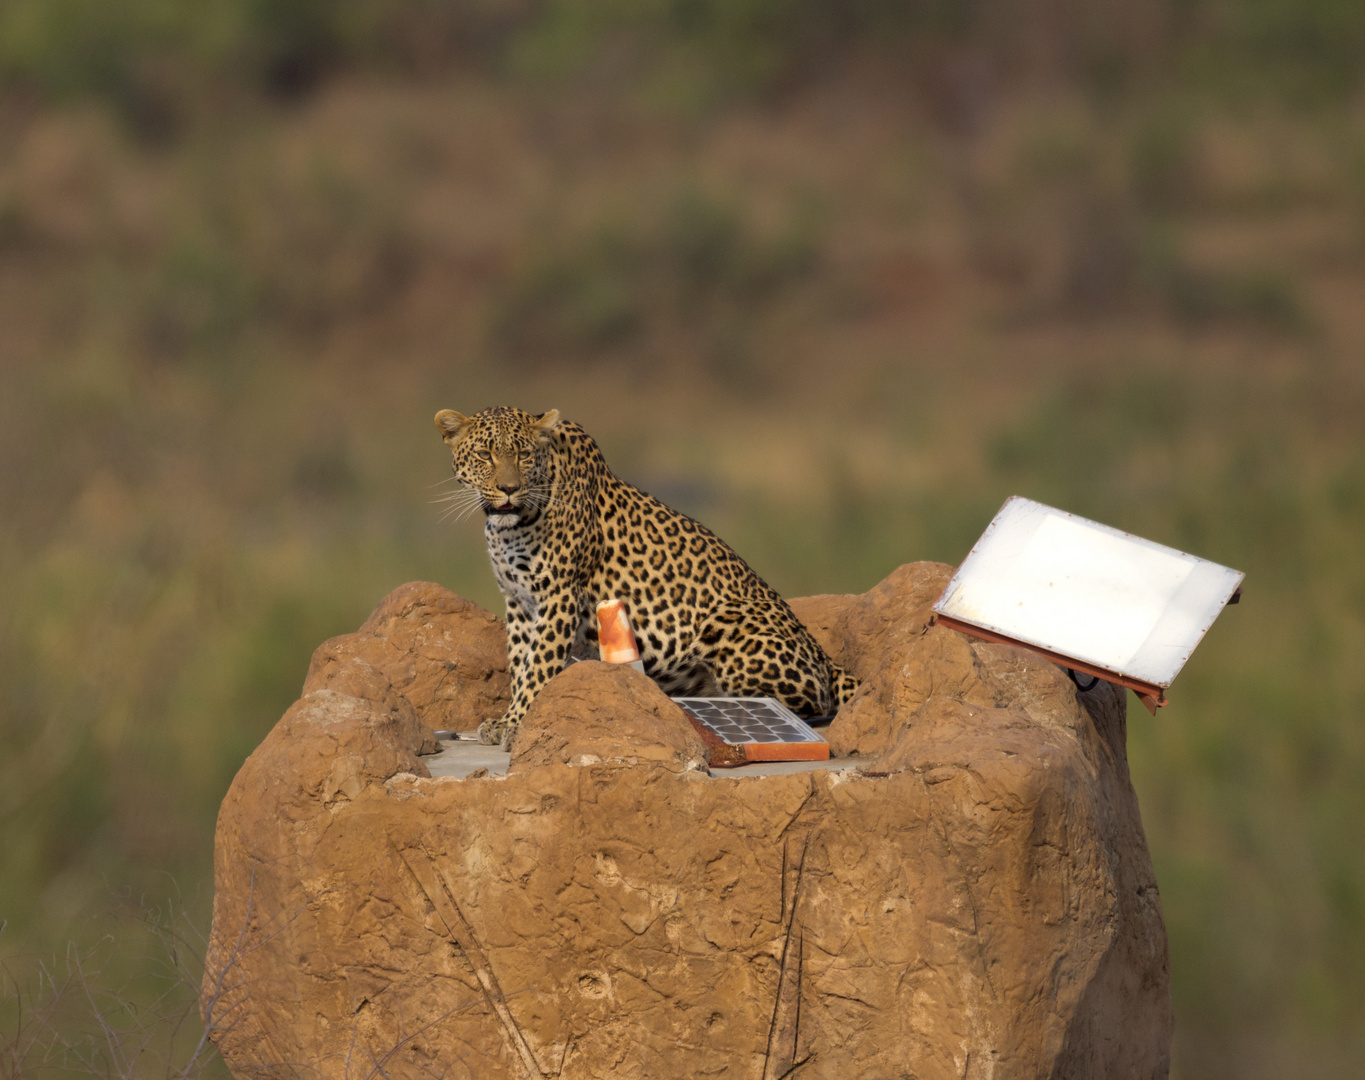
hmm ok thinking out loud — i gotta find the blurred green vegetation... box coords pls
[494,188,822,370]
[2,0,1365,129]
[1,1,1364,1077]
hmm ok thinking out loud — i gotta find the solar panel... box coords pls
[932,496,1244,713]
[672,697,830,767]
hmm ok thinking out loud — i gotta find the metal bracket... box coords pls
[928,613,1169,715]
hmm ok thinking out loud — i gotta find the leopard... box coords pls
[434,405,861,748]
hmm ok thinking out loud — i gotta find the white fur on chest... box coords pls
[486,525,543,620]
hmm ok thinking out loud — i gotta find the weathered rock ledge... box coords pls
[203,563,1172,1079]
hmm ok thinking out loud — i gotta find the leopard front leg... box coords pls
[476,594,534,748]
[478,588,582,749]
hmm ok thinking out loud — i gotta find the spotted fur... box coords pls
[435,405,861,748]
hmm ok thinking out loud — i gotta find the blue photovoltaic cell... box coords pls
[670,697,826,745]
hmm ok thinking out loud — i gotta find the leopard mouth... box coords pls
[484,500,520,516]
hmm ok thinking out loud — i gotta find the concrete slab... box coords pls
[422,739,511,778]
[418,736,861,779]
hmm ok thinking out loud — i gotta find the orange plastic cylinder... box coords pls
[596,598,641,664]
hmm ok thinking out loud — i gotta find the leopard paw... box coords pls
[477,716,514,747]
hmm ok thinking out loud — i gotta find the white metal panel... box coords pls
[933,497,1244,688]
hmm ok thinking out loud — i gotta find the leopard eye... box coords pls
[473,448,493,463]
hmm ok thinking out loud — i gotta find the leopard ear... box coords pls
[434,409,471,444]
[531,409,561,441]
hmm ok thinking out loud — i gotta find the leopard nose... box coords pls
[498,483,519,495]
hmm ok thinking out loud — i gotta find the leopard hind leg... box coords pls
[651,659,721,697]
[829,661,861,707]
[693,604,834,718]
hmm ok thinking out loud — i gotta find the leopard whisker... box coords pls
[430,487,478,501]
[430,492,480,509]
[435,489,485,523]
[523,479,561,512]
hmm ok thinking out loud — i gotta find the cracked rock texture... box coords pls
[303,580,508,737]
[205,563,1172,1079]
[508,661,710,775]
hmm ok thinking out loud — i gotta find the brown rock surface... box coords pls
[508,660,709,774]
[303,580,508,736]
[791,561,1078,759]
[205,564,1172,1079]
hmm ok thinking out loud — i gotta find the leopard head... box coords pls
[434,405,561,528]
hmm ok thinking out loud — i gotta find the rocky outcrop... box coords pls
[303,580,508,738]
[508,661,710,775]
[204,564,1172,1079]
[791,561,986,757]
